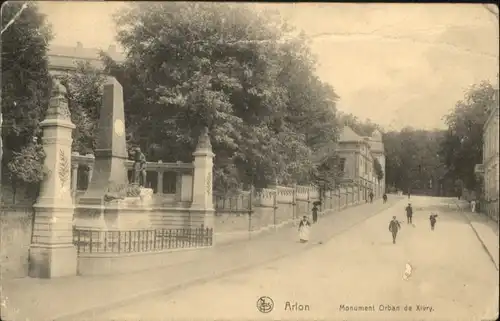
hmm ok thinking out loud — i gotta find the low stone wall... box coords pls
[77,247,212,276]
[149,208,191,229]
[0,206,34,279]
[214,184,374,245]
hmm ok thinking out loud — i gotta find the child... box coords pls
[429,213,438,231]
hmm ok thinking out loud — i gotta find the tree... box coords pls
[337,111,381,137]
[59,61,106,154]
[440,81,495,191]
[104,3,341,191]
[383,128,446,193]
[373,158,384,182]
[1,2,53,189]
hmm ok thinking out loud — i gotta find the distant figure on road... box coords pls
[389,216,402,244]
[369,191,374,203]
[470,200,476,212]
[429,213,438,230]
[383,193,388,203]
[298,216,311,243]
[405,203,413,224]
[312,204,318,223]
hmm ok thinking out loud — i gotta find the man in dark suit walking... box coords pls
[389,216,402,244]
[405,203,413,224]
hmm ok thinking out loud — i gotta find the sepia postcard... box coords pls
[1,2,499,321]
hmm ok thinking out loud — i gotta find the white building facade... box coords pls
[482,85,499,221]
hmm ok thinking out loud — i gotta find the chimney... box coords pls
[76,42,83,49]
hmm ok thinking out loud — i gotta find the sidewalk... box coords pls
[455,199,499,271]
[1,197,404,321]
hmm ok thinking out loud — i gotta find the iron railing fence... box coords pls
[73,226,213,254]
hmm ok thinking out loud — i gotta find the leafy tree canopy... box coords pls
[336,111,382,137]
[383,128,446,192]
[59,61,106,155]
[373,157,384,182]
[102,2,341,191]
[1,2,53,184]
[440,81,495,190]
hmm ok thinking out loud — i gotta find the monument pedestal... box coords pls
[28,198,77,278]
[29,203,78,278]
[105,188,153,230]
[75,188,154,231]
[29,244,77,278]
[74,204,107,230]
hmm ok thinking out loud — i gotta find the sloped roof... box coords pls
[338,126,364,143]
[371,129,383,141]
[47,43,125,71]
[49,44,125,61]
[311,143,338,165]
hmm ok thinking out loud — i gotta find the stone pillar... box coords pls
[0,112,3,174]
[190,127,215,229]
[175,172,182,202]
[292,184,297,220]
[71,155,79,200]
[157,171,164,194]
[29,79,77,278]
[86,154,94,183]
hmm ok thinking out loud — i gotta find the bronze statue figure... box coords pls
[132,147,147,187]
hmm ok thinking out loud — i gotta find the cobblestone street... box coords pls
[94,196,499,321]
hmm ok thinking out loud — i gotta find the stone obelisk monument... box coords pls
[76,77,129,229]
[29,79,77,278]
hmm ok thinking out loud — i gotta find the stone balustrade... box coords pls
[276,186,294,204]
[70,153,194,203]
[253,188,276,207]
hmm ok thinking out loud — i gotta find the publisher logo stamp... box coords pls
[257,296,274,313]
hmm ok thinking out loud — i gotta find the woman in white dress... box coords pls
[298,216,311,243]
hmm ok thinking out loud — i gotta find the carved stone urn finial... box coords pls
[46,78,71,120]
[196,126,212,150]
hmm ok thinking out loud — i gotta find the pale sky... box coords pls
[38,2,499,131]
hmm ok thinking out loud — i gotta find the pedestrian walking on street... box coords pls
[369,191,374,203]
[405,203,413,224]
[298,216,311,243]
[312,202,319,223]
[429,213,438,230]
[388,216,402,244]
[470,200,476,212]
[383,193,388,203]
